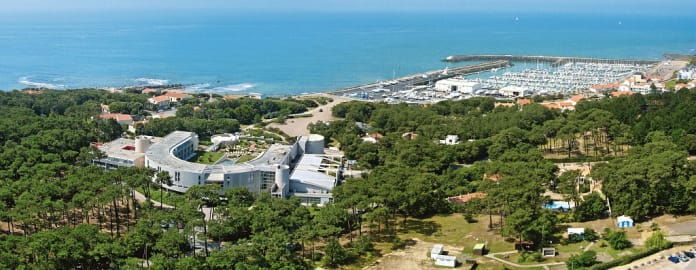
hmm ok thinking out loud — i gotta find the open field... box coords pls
[360,213,696,270]
[268,94,350,137]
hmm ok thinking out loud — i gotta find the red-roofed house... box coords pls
[541,102,561,110]
[559,101,575,111]
[447,192,487,204]
[148,95,171,110]
[569,95,584,104]
[100,113,133,125]
[611,91,634,97]
[164,91,191,102]
[517,98,532,106]
[589,83,620,92]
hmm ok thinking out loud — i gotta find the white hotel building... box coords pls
[96,131,342,205]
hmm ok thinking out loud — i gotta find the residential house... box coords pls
[148,95,171,111]
[611,91,634,97]
[164,91,191,102]
[99,113,133,125]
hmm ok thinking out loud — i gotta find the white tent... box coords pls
[434,255,457,268]
[617,215,634,228]
[430,244,443,259]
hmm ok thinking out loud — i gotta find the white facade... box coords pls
[498,86,530,97]
[134,131,341,204]
[434,255,456,268]
[431,244,444,259]
[435,78,481,94]
[440,135,460,145]
[617,215,634,228]
[678,69,695,80]
[567,228,585,235]
[211,134,239,146]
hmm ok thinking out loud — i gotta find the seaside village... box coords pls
[92,60,696,207]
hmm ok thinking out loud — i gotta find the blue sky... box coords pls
[1,0,695,15]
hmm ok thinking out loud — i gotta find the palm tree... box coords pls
[155,171,172,209]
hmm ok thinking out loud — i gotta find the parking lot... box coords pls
[610,246,696,270]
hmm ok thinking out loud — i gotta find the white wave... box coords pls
[134,77,169,86]
[184,83,211,93]
[212,83,256,93]
[18,76,65,89]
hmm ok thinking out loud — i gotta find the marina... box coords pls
[480,62,651,94]
[330,55,661,103]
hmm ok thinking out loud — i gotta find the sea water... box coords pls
[0,11,693,95]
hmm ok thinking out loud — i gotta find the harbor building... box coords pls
[498,86,531,97]
[434,78,481,94]
[96,131,342,205]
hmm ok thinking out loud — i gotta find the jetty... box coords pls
[443,54,660,67]
[327,60,510,95]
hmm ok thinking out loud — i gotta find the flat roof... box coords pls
[146,131,208,171]
[98,138,143,161]
[289,154,337,190]
[434,255,456,261]
[432,244,444,252]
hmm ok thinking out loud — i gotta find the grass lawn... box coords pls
[236,154,258,163]
[665,79,676,90]
[136,186,188,208]
[190,151,225,165]
[396,214,514,253]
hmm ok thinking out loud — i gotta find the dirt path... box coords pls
[484,251,565,269]
[364,238,462,270]
[133,189,175,209]
[268,94,350,137]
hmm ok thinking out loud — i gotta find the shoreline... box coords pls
[10,54,692,102]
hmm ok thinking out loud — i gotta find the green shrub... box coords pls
[567,250,597,268]
[391,237,406,250]
[604,229,632,250]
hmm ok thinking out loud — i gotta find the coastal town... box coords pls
[6,54,686,269]
[2,0,696,269]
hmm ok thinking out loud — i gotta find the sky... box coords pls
[1,0,694,15]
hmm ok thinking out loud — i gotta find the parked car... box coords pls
[668,256,680,263]
[683,251,695,258]
[678,253,690,262]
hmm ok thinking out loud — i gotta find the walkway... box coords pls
[484,251,565,269]
[133,189,175,209]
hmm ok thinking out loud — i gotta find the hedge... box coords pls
[588,246,668,270]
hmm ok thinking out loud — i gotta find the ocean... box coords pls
[0,11,694,96]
